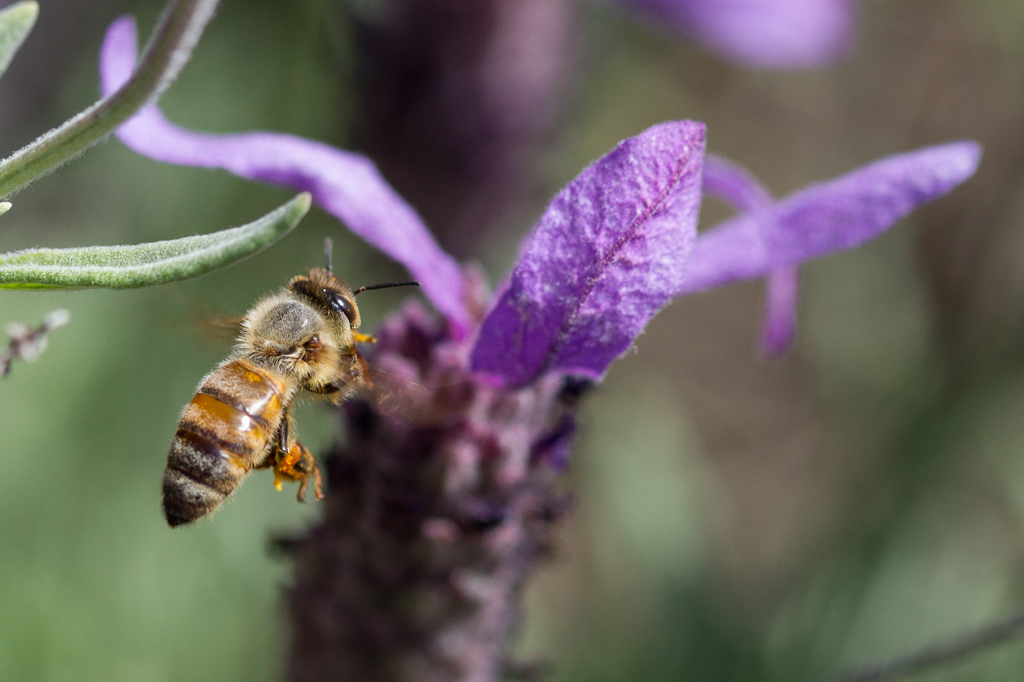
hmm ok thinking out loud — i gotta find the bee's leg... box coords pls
[275,413,291,465]
[292,444,324,502]
[353,332,376,344]
[253,413,287,473]
[306,375,364,404]
[267,408,323,502]
[269,409,301,490]
[274,440,324,502]
[307,381,342,396]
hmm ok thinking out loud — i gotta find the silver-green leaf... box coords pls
[0,0,219,198]
[0,1,37,81]
[0,193,310,289]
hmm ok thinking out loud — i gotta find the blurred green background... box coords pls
[2,0,1024,680]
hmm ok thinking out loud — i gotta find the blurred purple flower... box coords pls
[616,0,856,68]
[100,17,980,388]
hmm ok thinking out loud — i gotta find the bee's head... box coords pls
[241,295,340,383]
[287,247,419,349]
[288,268,361,331]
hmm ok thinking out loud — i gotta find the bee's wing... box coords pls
[357,356,432,423]
[193,303,245,345]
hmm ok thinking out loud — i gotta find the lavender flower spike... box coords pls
[702,153,798,356]
[471,121,705,387]
[619,0,855,69]
[681,141,983,296]
[99,17,470,336]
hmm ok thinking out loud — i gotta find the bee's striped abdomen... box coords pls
[163,360,286,527]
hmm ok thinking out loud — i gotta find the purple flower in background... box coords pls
[616,0,856,68]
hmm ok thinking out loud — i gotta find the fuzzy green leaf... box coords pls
[0,0,219,198]
[0,193,310,289]
[0,1,37,80]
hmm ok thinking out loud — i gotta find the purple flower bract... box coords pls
[702,153,794,355]
[681,142,983,295]
[470,121,705,387]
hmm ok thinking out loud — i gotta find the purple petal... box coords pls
[702,153,772,212]
[678,141,983,295]
[99,17,470,336]
[471,121,705,387]
[703,154,796,356]
[621,0,855,69]
[761,266,798,356]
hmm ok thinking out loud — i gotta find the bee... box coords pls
[162,240,418,527]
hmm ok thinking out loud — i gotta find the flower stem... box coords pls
[0,0,219,198]
[817,610,1024,682]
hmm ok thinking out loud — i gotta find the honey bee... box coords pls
[162,241,418,527]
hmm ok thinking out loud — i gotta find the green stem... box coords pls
[818,610,1024,682]
[0,0,219,198]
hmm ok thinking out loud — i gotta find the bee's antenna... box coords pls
[354,281,421,296]
[324,237,333,275]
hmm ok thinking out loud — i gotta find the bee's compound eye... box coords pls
[324,289,356,325]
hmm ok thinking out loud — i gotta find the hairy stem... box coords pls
[0,0,219,197]
[817,610,1024,682]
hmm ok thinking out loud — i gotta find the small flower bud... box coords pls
[43,308,71,330]
[4,322,27,339]
[18,336,46,362]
